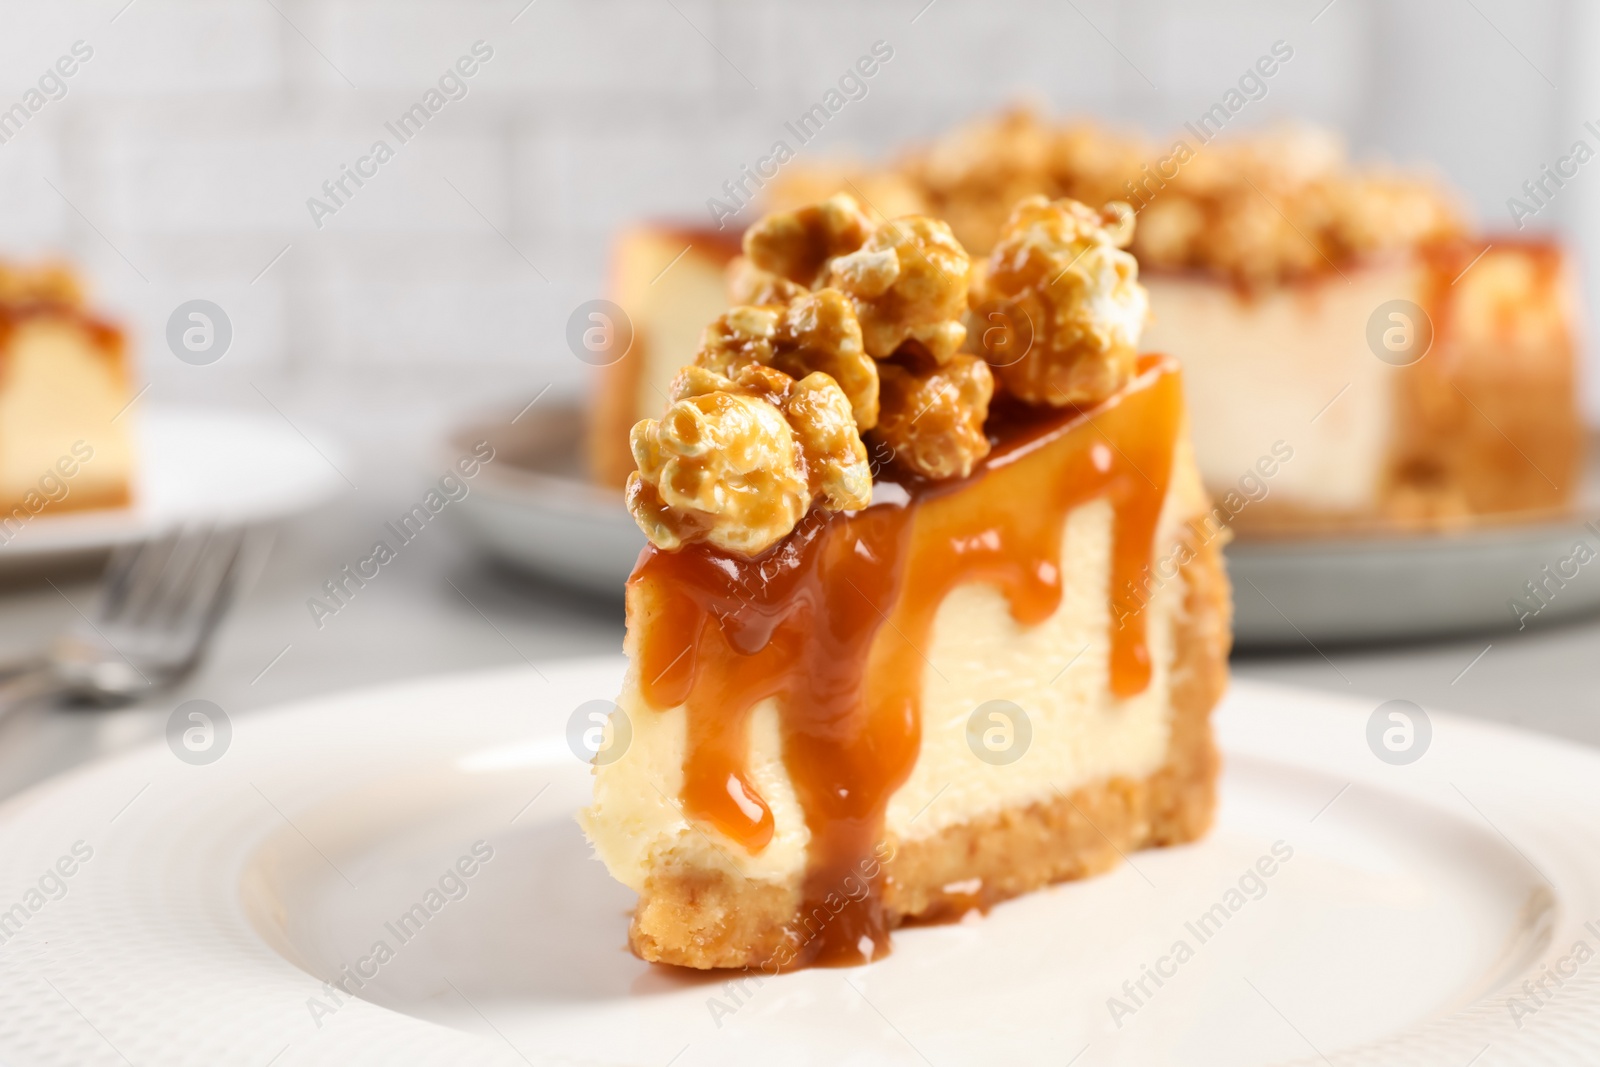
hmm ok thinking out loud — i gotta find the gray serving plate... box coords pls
[453,404,1600,648]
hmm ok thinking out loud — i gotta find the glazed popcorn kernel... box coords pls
[696,304,782,380]
[696,290,879,432]
[726,256,810,308]
[783,369,874,511]
[973,195,1147,407]
[627,364,870,557]
[0,263,81,306]
[743,193,873,288]
[769,289,879,431]
[871,353,994,481]
[832,214,972,363]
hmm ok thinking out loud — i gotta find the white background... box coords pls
[0,0,1593,439]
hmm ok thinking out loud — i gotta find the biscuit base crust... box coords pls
[627,534,1232,970]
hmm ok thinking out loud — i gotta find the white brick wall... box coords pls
[0,0,1593,425]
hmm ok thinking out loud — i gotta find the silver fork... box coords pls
[0,526,251,716]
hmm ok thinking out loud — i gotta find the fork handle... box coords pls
[0,667,63,722]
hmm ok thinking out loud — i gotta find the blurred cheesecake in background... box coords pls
[588,109,1584,535]
[0,264,135,524]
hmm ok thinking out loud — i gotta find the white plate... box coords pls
[0,406,347,567]
[0,659,1597,1065]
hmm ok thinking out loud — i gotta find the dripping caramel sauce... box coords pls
[633,355,1184,968]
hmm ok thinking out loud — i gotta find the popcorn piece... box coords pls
[971,196,1147,407]
[871,354,994,481]
[743,193,872,288]
[763,165,931,223]
[784,370,874,512]
[829,215,972,363]
[627,364,871,557]
[696,289,879,431]
[727,256,808,307]
[0,263,81,306]
[845,112,1464,285]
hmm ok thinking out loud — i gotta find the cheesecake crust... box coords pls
[626,532,1231,970]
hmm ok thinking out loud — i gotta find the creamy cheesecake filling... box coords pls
[584,489,1195,892]
[887,496,1185,842]
[1141,267,1405,514]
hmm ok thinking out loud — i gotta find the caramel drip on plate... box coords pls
[634,355,1184,968]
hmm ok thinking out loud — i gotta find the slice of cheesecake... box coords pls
[580,195,1230,970]
[0,264,135,536]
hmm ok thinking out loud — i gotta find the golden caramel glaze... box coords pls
[631,354,1184,967]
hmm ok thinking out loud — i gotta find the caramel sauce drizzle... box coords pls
[633,355,1184,967]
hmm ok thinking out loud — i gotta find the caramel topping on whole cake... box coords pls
[617,193,1176,968]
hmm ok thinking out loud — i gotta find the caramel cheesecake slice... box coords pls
[580,195,1230,970]
[0,264,135,529]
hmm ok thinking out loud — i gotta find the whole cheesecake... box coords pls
[588,111,1583,534]
[580,194,1230,969]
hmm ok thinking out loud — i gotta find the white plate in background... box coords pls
[0,406,348,569]
[450,404,645,594]
[0,660,1596,1065]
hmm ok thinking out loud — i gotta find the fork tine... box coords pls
[97,527,186,630]
[166,527,249,673]
[143,526,217,632]
[96,535,164,625]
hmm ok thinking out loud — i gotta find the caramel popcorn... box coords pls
[741,193,972,363]
[828,215,971,363]
[726,256,808,307]
[971,196,1147,407]
[798,108,1463,284]
[871,354,994,481]
[695,289,879,431]
[627,363,871,557]
[764,166,930,223]
[630,194,1009,554]
[743,193,872,289]
[0,263,81,307]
